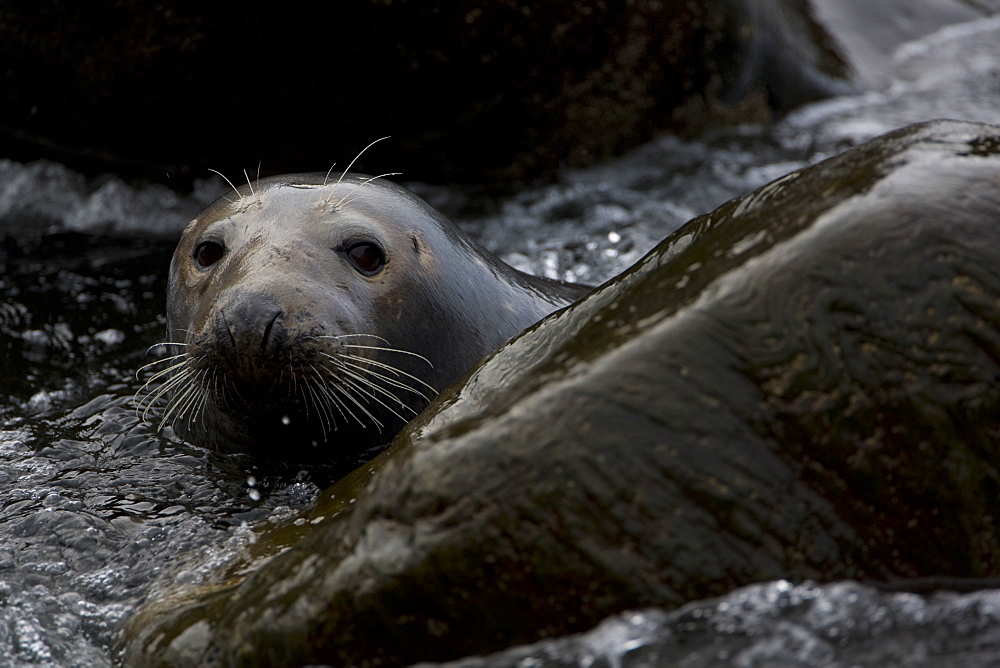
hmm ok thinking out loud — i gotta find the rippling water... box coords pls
[3,12,1000,667]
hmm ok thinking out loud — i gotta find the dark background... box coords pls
[0,1,849,192]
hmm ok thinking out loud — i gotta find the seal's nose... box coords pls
[216,294,287,361]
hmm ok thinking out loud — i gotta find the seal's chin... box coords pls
[237,404,335,449]
[219,380,293,417]
[209,360,335,437]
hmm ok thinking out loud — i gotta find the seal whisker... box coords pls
[288,359,299,405]
[136,354,205,423]
[332,355,435,401]
[322,163,338,187]
[190,370,213,425]
[314,371,344,438]
[330,359,421,414]
[208,168,244,201]
[155,361,202,414]
[158,369,204,430]
[143,341,188,357]
[214,371,234,415]
[337,353,438,394]
[179,368,210,424]
[327,372,385,431]
[136,361,191,419]
[310,364,356,431]
[298,376,324,440]
[336,344,434,368]
[315,381,351,432]
[331,382,377,430]
[335,173,403,210]
[300,362,327,441]
[137,358,189,387]
[137,375,182,421]
[337,136,390,185]
[307,363,339,422]
[145,352,203,390]
[166,372,201,430]
[308,385,336,441]
[133,361,187,415]
[136,353,188,379]
[244,168,256,197]
[211,371,221,413]
[332,365,415,426]
[318,333,390,343]
[270,364,285,397]
[174,370,211,431]
[312,362,367,430]
[335,359,431,403]
[134,343,189,382]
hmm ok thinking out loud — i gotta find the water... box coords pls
[3,12,1000,667]
[429,580,1000,667]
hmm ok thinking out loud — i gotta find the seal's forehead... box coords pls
[194,172,446,243]
[255,172,398,192]
[192,174,406,236]
[209,173,410,210]
[199,176,329,217]
[268,180,392,218]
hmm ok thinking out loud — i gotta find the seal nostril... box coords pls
[214,295,286,361]
[216,309,237,348]
[261,311,282,355]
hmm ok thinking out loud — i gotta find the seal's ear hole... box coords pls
[194,240,225,269]
[346,241,386,276]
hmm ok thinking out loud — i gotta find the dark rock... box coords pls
[120,120,1000,666]
[0,1,851,190]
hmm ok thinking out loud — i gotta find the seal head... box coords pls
[151,173,587,460]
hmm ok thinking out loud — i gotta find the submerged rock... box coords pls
[121,120,1000,666]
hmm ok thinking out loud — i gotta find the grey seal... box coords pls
[141,173,589,460]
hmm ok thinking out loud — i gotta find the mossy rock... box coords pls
[121,120,1000,666]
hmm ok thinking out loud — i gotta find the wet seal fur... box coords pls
[141,173,588,459]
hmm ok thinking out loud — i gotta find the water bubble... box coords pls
[93,329,126,346]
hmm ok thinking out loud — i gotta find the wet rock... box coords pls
[121,120,1000,666]
[424,581,1000,667]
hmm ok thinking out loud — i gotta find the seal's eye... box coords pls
[194,240,225,269]
[346,242,386,276]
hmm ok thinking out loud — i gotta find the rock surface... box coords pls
[1,1,851,188]
[121,120,1000,666]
